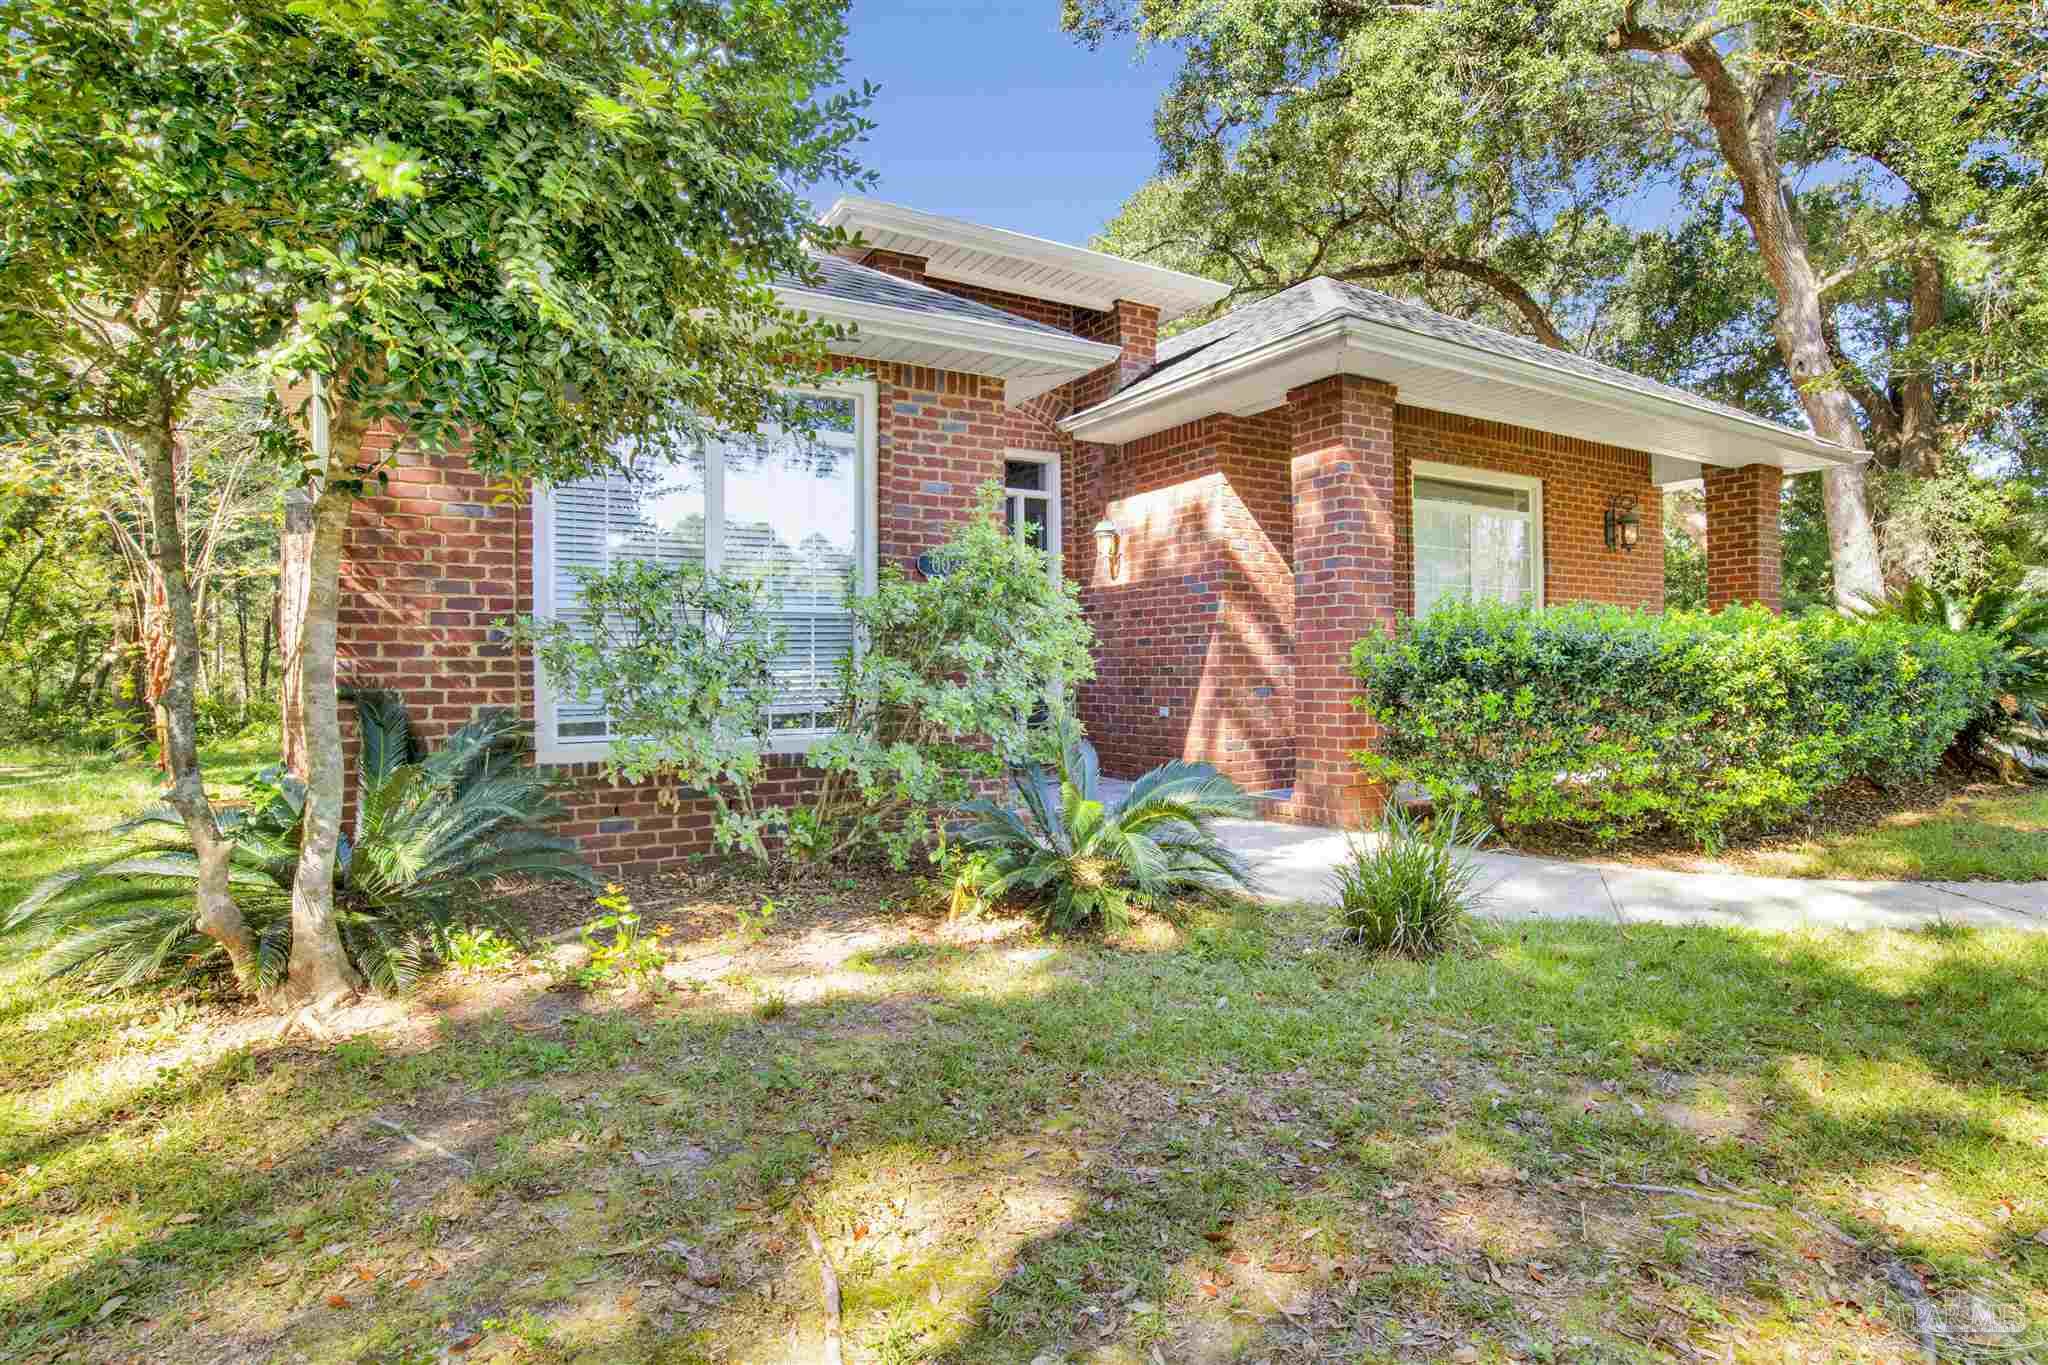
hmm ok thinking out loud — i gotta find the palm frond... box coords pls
[4,694,594,994]
[959,708,1258,933]
[349,689,416,810]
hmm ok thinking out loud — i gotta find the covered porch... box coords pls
[1059,280,1850,828]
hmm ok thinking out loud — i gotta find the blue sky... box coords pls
[820,1,1172,246]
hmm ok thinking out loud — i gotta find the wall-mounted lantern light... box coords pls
[1604,495,1641,552]
[1093,518,1122,578]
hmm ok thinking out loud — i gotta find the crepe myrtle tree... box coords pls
[259,0,873,1002]
[0,1,313,985]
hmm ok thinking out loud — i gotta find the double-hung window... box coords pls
[1411,460,1543,616]
[532,381,879,763]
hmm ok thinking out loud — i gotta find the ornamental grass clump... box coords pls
[1331,804,1488,958]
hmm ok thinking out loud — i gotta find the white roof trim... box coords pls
[820,196,1233,324]
[776,284,1121,404]
[1059,316,1858,474]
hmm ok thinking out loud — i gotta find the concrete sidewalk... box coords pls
[1217,818,2048,933]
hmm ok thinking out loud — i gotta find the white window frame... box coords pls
[530,377,880,764]
[1410,459,1545,613]
[1002,448,1062,584]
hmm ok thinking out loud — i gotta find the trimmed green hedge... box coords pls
[1350,601,2000,847]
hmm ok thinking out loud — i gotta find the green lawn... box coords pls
[4,741,2048,1362]
[1744,783,2048,882]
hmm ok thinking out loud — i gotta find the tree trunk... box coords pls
[139,424,259,982]
[279,487,314,779]
[235,582,251,721]
[1669,45,1886,611]
[281,410,363,1004]
[1896,254,1944,477]
[259,583,275,691]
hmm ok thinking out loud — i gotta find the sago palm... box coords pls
[4,693,597,993]
[958,710,1258,933]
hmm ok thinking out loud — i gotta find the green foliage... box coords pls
[957,709,1257,934]
[1876,466,2047,600]
[803,485,1098,867]
[2,693,596,991]
[516,486,1096,870]
[1071,0,2047,475]
[248,0,876,488]
[572,883,670,992]
[1852,581,2048,774]
[1331,805,1487,958]
[1781,473,1838,617]
[511,560,790,864]
[1663,493,1707,612]
[1352,600,2000,848]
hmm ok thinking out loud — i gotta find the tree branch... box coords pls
[1327,256,1571,349]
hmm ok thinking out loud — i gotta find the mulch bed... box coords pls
[502,858,933,946]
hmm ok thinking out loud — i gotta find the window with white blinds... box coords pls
[533,386,875,759]
[1411,463,1544,616]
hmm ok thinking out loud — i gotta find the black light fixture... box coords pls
[1604,494,1641,552]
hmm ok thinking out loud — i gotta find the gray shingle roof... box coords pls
[1129,277,1826,442]
[781,255,1083,342]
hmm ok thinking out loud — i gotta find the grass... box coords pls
[1743,783,2048,881]
[3,739,2048,1362]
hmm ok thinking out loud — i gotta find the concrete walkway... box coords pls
[1216,817,2048,933]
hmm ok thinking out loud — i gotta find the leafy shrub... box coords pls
[511,559,790,864]
[3,693,596,992]
[1853,580,2048,776]
[802,483,1096,868]
[1352,600,2000,847]
[1332,804,1487,957]
[514,482,1095,870]
[957,709,1257,934]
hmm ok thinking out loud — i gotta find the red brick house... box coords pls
[337,197,1854,866]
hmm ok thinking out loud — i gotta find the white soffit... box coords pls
[820,196,1233,324]
[774,285,1121,405]
[1060,320,1855,475]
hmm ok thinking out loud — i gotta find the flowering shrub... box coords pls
[1351,601,2000,847]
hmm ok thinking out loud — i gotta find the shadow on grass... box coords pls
[6,903,2048,1361]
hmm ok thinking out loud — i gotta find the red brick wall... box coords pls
[1076,401,1669,810]
[1067,411,1295,792]
[337,357,1072,873]
[1393,407,1664,614]
[1701,462,1783,611]
[1282,376,1401,827]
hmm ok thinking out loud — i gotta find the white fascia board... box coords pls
[820,196,1234,321]
[777,286,1122,373]
[1057,317,1355,437]
[1061,316,1857,472]
[1333,318,1855,470]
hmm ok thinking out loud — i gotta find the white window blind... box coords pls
[1413,473,1539,616]
[538,389,867,754]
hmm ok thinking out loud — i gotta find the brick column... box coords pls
[1702,463,1784,611]
[1284,375,1399,828]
